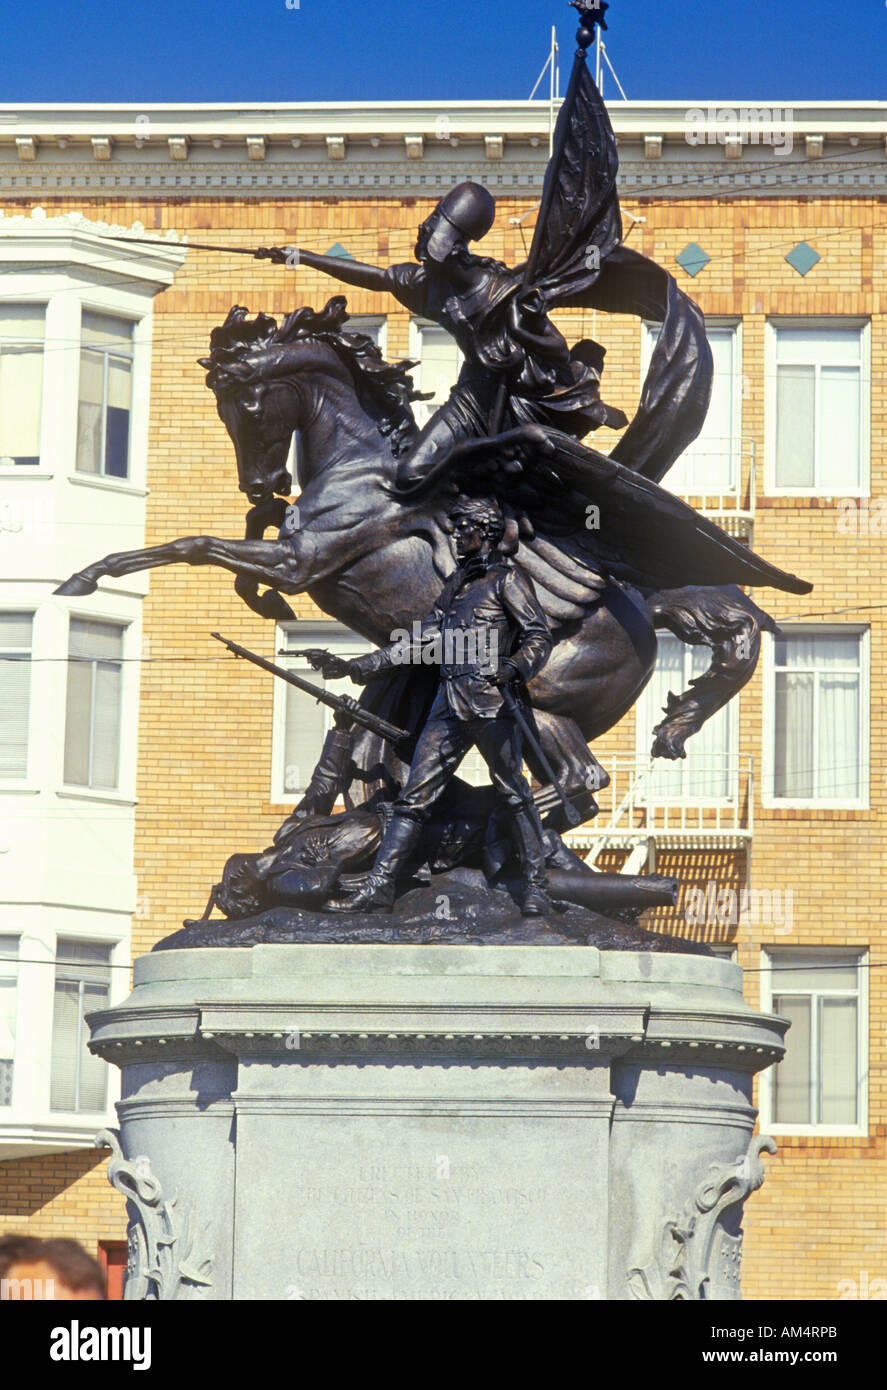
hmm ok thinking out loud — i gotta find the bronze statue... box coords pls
[53,0,813,944]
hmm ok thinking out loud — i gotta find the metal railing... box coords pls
[576,754,754,863]
[661,437,757,538]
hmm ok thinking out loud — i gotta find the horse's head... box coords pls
[199,299,424,506]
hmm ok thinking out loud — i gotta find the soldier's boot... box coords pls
[339,815,424,913]
[510,806,554,917]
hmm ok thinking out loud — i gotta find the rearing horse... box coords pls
[55,299,784,799]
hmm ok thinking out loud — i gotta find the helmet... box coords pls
[422,182,496,263]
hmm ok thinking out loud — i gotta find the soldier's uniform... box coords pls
[345,547,554,912]
[356,549,551,814]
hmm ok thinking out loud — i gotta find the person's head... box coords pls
[212,852,271,919]
[449,496,505,561]
[415,182,496,265]
[0,1235,105,1300]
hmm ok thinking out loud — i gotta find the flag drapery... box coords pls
[524,7,713,485]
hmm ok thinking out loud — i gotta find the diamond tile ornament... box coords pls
[675,242,711,278]
[325,242,354,259]
[785,241,821,276]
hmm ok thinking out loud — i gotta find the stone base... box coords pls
[88,945,786,1301]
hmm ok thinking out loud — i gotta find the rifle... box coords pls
[210,633,410,748]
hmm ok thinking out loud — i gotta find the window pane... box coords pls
[819,366,861,492]
[76,348,105,475]
[91,662,122,788]
[668,327,736,493]
[776,326,861,364]
[82,311,134,353]
[63,659,93,786]
[65,621,124,788]
[772,993,812,1124]
[771,955,858,992]
[56,939,112,978]
[283,679,327,793]
[51,941,111,1113]
[0,613,32,779]
[105,357,131,478]
[78,981,110,1110]
[774,633,862,802]
[49,980,81,1111]
[0,936,18,1108]
[775,632,860,670]
[685,642,731,798]
[775,364,815,487]
[456,745,492,787]
[278,627,373,796]
[819,673,859,799]
[820,997,857,1125]
[645,634,686,800]
[70,619,124,663]
[417,326,460,426]
[0,307,45,466]
[774,671,814,798]
[0,305,45,340]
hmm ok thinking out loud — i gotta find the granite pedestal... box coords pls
[87,944,787,1301]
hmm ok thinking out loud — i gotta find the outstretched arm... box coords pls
[256,245,390,293]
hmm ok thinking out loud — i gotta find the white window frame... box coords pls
[49,937,114,1115]
[344,315,388,356]
[409,318,463,428]
[641,318,743,497]
[635,632,739,807]
[0,608,35,788]
[0,934,20,1111]
[0,301,47,471]
[762,626,869,811]
[764,317,871,498]
[270,621,374,803]
[75,306,138,483]
[60,609,137,803]
[759,947,868,1138]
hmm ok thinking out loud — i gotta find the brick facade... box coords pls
[1,186,884,1300]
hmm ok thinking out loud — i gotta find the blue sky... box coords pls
[1,0,885,103]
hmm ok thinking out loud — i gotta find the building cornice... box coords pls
[0,207,187,284]
[0,101,884,201]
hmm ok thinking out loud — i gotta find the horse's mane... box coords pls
[199,296,427,457]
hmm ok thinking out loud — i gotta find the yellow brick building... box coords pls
[0,100,884,1299]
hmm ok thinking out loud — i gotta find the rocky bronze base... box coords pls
[159,867,709,954]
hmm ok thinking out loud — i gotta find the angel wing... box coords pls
[525,429,811,596]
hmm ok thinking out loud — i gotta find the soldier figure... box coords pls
[313,496,555,915]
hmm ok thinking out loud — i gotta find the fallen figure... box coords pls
[198,790,677,926]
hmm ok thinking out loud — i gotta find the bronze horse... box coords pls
[55,299,805,803]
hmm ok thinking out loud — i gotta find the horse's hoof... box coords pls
[53,574,98,596]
